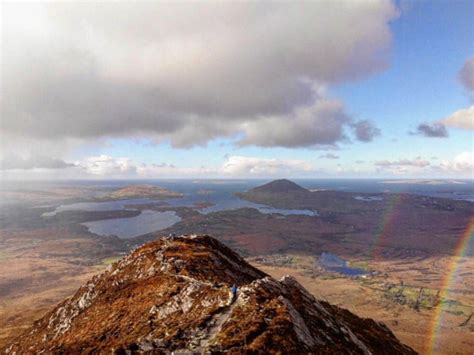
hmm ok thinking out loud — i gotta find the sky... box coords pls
[0,0,473,179]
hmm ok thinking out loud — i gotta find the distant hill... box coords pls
[250,179,308,194]
[4,235,415,354]
[100,184,183,200]
[236,179,313,210]
[239,179,412,214]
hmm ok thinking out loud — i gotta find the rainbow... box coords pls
[427,217,474,354]
[369,193,405,260]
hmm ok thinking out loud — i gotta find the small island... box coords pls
[99,184,184,200]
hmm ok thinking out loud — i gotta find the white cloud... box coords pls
[439,151,474,176]
[221,156,314,176]
[1,1,396,150]
[135,162,216,179]
[77,155,137,177]
[440,105,474,130]
[372,153,474,177]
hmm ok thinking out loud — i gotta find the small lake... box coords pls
[82,210,181,239]
[319,252,367,277]
[42,198,154,217]
[164,193,317,216]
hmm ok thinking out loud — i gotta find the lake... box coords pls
[82,210,181,239]
[319,252,368,277]
[43,181,317,238]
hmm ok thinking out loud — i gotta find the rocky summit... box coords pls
[4,235,416,354]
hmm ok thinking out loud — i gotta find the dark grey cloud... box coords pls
[237,99,351,148]
[414,123,449,138]
[319,153,340,159]
[351,120,381,142]
[0,155,75,170]
[1,2,397,149]
[459,56,474,92]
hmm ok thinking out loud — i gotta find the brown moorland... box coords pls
[4,235,415,354]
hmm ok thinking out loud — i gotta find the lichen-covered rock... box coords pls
[3,235,416,354]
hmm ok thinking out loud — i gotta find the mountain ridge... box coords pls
[4,235,416,354]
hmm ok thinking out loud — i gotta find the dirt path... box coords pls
[196,294,241,352]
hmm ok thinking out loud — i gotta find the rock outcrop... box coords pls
[4,235,416,354]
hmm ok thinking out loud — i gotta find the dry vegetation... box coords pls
[3,236,415,354]
[250,255,474,354]
[0,227,122,347]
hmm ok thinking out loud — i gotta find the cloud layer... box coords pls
[2,2,396,150]
[2,151,471,179]
[221,156,313,176]
[375,158,430,168]
[374,154,473,177]
[0,155,75,170]
[71,155,314,178]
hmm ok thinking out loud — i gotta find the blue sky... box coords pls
[331,0,473,175]
[1,1,473,179]
[334,0,473,144]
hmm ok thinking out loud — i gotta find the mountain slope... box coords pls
[4,235,416,354]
